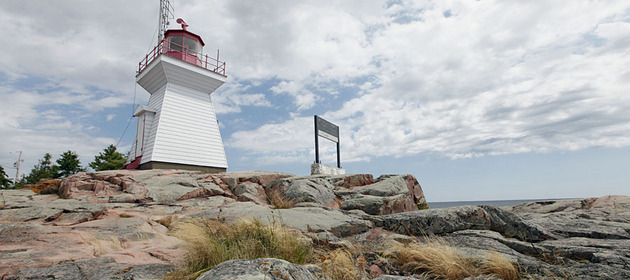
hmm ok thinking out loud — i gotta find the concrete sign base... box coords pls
[311,163,346,175]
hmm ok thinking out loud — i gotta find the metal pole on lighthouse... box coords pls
[158,0,174,42]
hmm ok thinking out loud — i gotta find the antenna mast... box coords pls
[13,151,23,182]
[158,0,174,42]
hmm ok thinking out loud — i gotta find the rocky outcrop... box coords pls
[268,177,339,207]
[338,175,425,215]
[189,202,372,239]
[196,258,322,280]
[2,170,629,279]
[57,170,426,216]
[371,205,554,242]
[58,169,227,203]
[15,257,174,280]
[0,170,424,278]
[510,195,630,239]
[266,174,427,215]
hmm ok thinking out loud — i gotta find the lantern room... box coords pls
[163,29,205,67]
[137,18,225,76]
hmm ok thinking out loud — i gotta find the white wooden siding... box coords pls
[150,83,227,167]
[139,84,167,165]
[127,141,137,163]
[135,57,227,169]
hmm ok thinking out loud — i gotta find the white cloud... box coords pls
[1,0,629,171]
[212,81,272,114]
[271,81,318,111]
[228,116,312,153]
[224,1,630,164]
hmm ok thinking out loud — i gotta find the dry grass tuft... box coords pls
[155,215,178,229]
[384,238,522,280]
[384,238,478,280]
[268,190,297,209]
[164,218,312,280]
[321,249,359,280]
[482,251,519,280]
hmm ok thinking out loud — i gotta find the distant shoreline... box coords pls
[427,198,577,209]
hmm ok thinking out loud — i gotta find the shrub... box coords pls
[165,218,312,280]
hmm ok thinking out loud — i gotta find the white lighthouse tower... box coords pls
[125,6,228,173]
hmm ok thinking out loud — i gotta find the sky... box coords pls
[1,1,629,202]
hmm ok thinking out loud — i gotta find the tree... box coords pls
[0,165,12,189]
[22,153,57,184]
[89,144,127,171]
[55,150,86,177]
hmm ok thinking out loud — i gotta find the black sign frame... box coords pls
[314,115,341,168]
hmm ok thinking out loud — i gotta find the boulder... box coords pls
[335,175,427,214]
[539,237,630,265]
[371,205,554,242]
[357,176,410,197]
[341,194,417,215]
[267,177,338,207]
[275,207,372,237]
[58,170,229,204]
[338,174,375,188]
[510,195,630,221]
[510,196,630,239]
[0,198,105,224]
[15,257,175,280]
[196,258,322,280]
[233,182,269,205]
[219,170,294,188]
[189,202,372,238]
[341,194,385,215]
[139,172,220,203]
[0,189,36,209]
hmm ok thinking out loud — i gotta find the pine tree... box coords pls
[22,153,57,184]
[0,165,12,189]
[89,144,127,171]
[55,150,86,177]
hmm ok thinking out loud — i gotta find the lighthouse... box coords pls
[125,15,228,173]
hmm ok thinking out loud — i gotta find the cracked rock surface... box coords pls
[1,170,628,279]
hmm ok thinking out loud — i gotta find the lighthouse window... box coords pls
[169,36,183,52]
[184,37,200,54]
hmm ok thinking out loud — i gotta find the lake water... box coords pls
[427,198,564,209]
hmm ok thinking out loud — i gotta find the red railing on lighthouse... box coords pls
[138,39,226,76]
